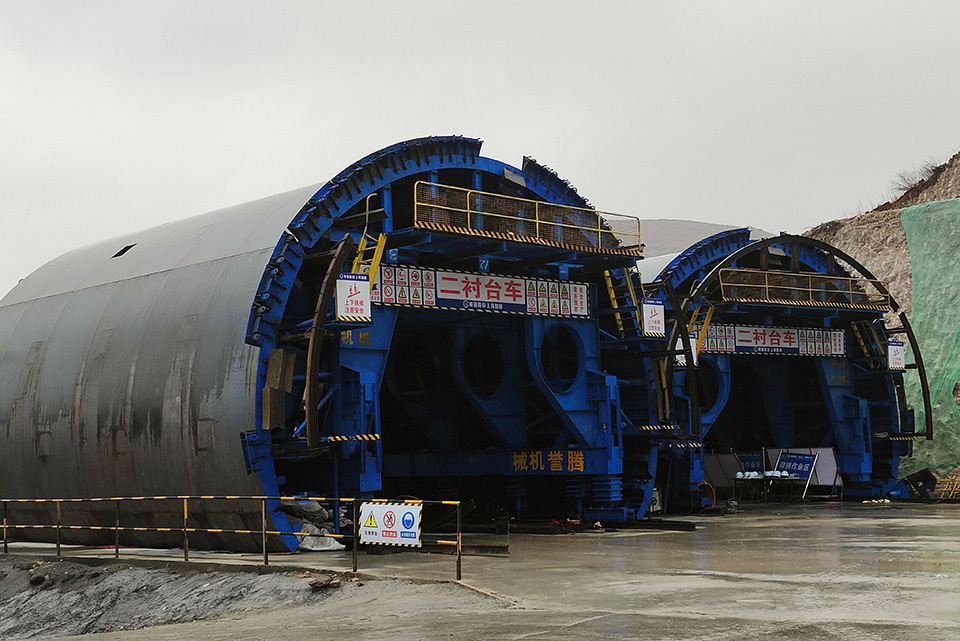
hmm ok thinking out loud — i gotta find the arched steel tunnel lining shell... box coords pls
[0,135,608,551]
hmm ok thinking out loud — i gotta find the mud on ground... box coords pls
[0,556,503,639]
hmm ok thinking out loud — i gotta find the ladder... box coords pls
[351,195,388,282]
[604,268,644,338]
[352,232,387,283]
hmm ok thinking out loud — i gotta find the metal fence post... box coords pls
[261,498,269,566]
[55,501,61,557]
[114,500,120,559]
[456,501,462,581]
[3,501,7,554]
[182,498,189,562]
[352,500,358,573]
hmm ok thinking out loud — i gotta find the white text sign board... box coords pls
[336,273,371,320]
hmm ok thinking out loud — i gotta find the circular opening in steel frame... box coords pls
[463,333,505,398]
[540,324,581,393]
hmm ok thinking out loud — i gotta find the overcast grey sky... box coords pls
[2,1,959,297]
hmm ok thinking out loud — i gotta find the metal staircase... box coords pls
[604,268,643,338]
[850,320,887,369]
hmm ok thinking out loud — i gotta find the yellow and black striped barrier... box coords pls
[1,494,464,580]
[722,296,889,311]
[670,442,703,449]
[415,221,643,257]
[324,434,381,442]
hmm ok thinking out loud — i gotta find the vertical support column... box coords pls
[472,170,484,231]
[182,498,189,562]
[381,184,393,233]
[456,502,462,581]
[114,501,120,559]
[352,500,358,574]
[55,501,61,557]
[2,501,7,554]
[261,499,269,566]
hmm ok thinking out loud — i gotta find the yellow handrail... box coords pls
[718,268,890,309]
[414,181,641,254]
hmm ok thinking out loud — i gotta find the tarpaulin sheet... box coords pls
[901,199,960,474]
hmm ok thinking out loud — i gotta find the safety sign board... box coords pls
[642,299,665,337]
[370,266,590,319]
[336,273,371,320]
[359,502,421,547]
[887,340,905,371]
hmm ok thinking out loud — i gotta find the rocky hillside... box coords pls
[806,208,914,318]
[806,150,960,318]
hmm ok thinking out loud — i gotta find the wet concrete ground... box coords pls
[8,501,960,639]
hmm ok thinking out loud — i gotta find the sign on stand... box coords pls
[773,451,820,499]
[359,502,421,547]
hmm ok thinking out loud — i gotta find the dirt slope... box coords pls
[806,150,960,317]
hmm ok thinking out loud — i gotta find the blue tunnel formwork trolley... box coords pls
[0,136,931,551]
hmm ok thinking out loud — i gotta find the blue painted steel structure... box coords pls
[235,136,640,542]
[237,139,925,534]
[0,136,929,552]
[632,230,929,512]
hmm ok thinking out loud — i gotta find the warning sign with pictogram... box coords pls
[359,502,421,547]
[336,273,371,320]
[382,284,396,304]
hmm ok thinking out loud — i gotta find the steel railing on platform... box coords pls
[1,495,463,580]
[414,181,641,255]
[718,268,890,309]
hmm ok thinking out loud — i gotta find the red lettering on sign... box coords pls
[505,280,523,303]
[439,276,460,296]
[483,279,502,300]
[461,276,482,299]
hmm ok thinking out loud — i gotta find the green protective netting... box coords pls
[900,199,960,475]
